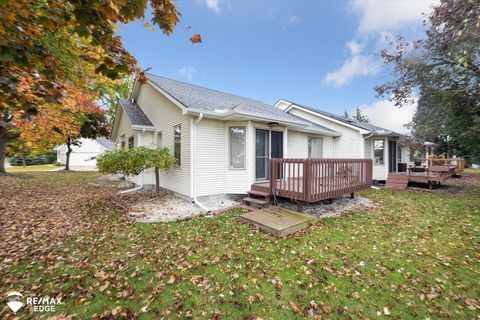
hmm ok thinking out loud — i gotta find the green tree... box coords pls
[352,106,369,123]
[376,0,479,161]
[96,147,176,196]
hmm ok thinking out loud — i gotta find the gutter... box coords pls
[191,113,211,213]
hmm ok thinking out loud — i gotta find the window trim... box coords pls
[373,139,385,166]
[156,131,163,149]
[308,137,323,159]
[173,124,181,166]
[228,126,246,170]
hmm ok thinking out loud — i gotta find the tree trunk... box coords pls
[155,167,160,196]
[65,138,72,171]
[22,155,26,167]
[0,126,7,174]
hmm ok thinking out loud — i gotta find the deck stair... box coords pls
[243,183,271,208]
[385,173,409,190]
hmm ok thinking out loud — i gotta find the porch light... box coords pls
[268,122,279,127]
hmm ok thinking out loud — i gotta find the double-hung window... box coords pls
[156,132,163,149]
[373,139,384,165]
[173,125,181,165]
[229,127,246,169]
[128,136,134,149]
[308,138,323,158]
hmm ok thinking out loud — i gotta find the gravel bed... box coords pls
[129,192,240,223]
[275,196,375,218]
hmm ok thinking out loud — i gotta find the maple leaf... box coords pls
[190,34,202,44]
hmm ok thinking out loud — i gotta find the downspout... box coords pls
[120,128,145,194]
[191,113,210,213]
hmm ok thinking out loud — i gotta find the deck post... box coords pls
[297,201,305,213]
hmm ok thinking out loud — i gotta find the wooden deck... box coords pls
[385,165,456,190]
[240,207,316,236]
[269,158,372,203]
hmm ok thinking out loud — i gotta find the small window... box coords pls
[128,136,134,149]
[229,127,246,169]
[308,138,323,158]
[174,125,181,165]
[373,139,384,165]
[157,132,163,149]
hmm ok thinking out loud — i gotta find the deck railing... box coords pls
[269,158,373,203]
[427,157,465,174]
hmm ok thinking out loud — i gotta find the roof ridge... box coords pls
[145,72,268,105]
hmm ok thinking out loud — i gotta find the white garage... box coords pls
[55,137,115,169]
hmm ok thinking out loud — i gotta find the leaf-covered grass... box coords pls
[6,164,58,172]
[1,172,479,319]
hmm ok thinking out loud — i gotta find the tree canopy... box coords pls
[376,0,480,162]
[0,0,186,173]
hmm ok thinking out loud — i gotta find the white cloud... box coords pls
[346,41,362,55]
[356,98,417,134]
[324,54,379,87]
[287,15,303,26]
[178,66,197,81]
[351,0,438,34]
[197,0,221,14]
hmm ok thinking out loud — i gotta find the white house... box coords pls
[111,74,406,201]
[275,100,409,181]
[55,137,115,168]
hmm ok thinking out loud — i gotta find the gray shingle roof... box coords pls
[95,137,115,150]
[118,99,154,127]
[284,100,403,136]
[145,74,339,136]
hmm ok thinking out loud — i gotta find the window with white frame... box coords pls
[173,125,181,165]
[373,139,384,165]
[229,127,245,169]
[308,138,323,158]
[156,132,163,149]
[128,136,134,149]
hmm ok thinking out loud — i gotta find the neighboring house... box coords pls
[110,74,406,201]
[55,137,115,168]
[275,100,408,180]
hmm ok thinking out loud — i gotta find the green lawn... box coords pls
[464,168,480,175]
[5,164,59,172]
[0,172,479,319]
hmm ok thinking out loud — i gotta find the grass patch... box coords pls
[0,172,479,319]
[6,164,58,172]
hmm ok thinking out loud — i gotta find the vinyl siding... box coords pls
[195,119,251,196]
[288,108,363,158]
[286,131,334,158]
[114,109,136,148]
[135,83,192,197]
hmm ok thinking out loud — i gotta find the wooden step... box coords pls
[250,184,271,194]
[247,190,271,198]
[243,197,269,207]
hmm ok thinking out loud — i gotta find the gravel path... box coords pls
[275,196,375,218]
[129,193,240,223]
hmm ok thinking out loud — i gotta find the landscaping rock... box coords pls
[129,193,240,223]
[275,196,375,218]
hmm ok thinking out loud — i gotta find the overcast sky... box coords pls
[119,0,438,133]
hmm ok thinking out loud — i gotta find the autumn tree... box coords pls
[0,0,184,173]
[376,0,480,161]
